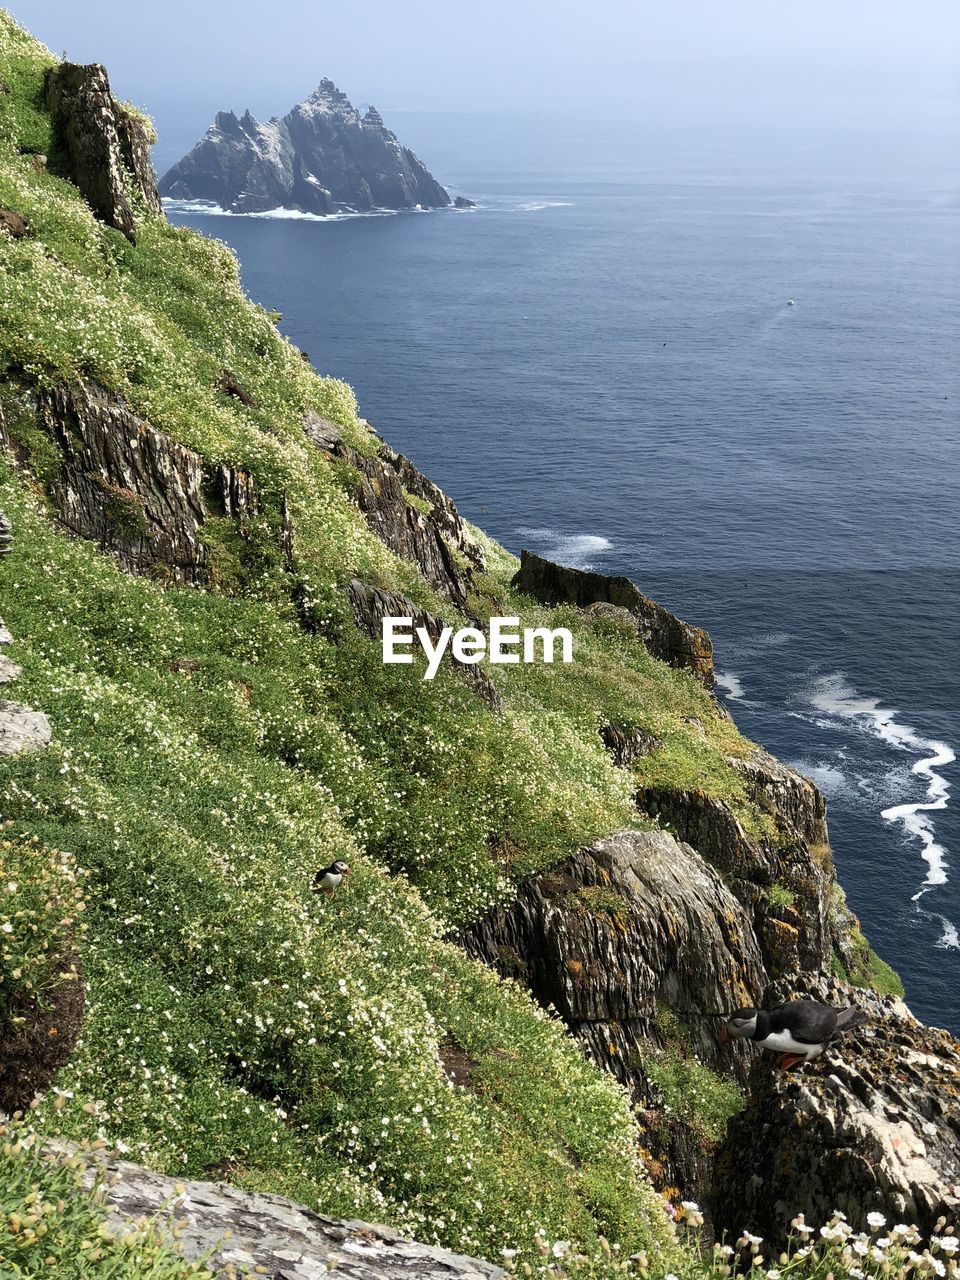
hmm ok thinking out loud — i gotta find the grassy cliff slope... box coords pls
[0,11,900,1275]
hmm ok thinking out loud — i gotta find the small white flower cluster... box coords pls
[687,1212,960,1280]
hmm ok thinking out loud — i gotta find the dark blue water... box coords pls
[168,133,960,1032]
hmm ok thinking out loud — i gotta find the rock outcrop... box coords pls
[306,412,479,606]
[460,830,766,1196]
[160,81,455,215]
[3,382,261,584]
[0,207,29,239]
[348,579,500,709]
[512,550,714,686]
[599,722,664,768]
[65,1148,504,1280]
[44,62,162,242]
[0,698,51,756]
[462,829,764,1082]
[380,441,486,575]
[711,975,960,1243]
[638,748,834,977]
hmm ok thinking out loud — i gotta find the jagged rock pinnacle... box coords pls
[161,81,455,214]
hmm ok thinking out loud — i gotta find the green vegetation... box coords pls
[508,1207,960,1280]
[0,1115,213,1277]
[831,885,905,999]
[0,832,84,1027]
[764,882,796,910]
[402,487,434,515]
[0,10,908,1277]
[0,478,675,1261]
[640,1007,744,1147]
[564,884,631,922]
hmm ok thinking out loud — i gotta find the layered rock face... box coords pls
[3,383,259,584]
[462,830,764,1083]
[305,411,482,609]
[712,975,960,1243]
[638,747,834,978]
[460,830,766,1196]
[160,81,453,215]
[45,62,162,242]
[512,549,714,686]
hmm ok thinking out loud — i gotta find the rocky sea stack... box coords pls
[160,80,458,215]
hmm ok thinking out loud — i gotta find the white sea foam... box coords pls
[515,527,611,569]
[163,196,570,221]
[791,760,856,800]
[934,915,960,950]
[805,672,957,948]
[162,198,409,222]
[516,201,574,212]
[715,670,745,700]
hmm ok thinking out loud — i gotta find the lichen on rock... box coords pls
[45,61,162,242]
[711,974,960,1243]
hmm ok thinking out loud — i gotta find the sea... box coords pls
[163,114,960,1034]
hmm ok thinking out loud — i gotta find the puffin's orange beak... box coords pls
[343,865,352,875]
[718,1025,729,1044]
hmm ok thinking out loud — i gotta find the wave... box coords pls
[515,201,574,212]
[163,198,414,222]
[791,760,858,800]
[715,670,745,700]
[515,527,611,570]
[163,197,572,222]
[805,672,957,949]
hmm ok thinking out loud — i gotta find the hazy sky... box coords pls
[15,1,960,171]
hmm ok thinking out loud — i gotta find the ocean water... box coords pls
[167,122,960,1032]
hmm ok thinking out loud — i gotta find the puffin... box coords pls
[312,859,351,895]
[719,999,867,1070]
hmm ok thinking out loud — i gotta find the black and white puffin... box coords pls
[312,859,351,895]
[719,999,867,1070]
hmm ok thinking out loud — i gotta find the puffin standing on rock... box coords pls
[312,860,351,896]
[719,999,868,1070]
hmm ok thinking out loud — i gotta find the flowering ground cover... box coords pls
[0,11,934,1278]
